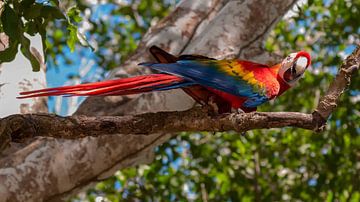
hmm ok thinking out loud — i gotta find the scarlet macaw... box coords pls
[18,46,311,113]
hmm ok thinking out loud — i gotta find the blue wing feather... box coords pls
[242,96,269,108]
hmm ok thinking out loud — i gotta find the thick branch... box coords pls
[0,110,314,141]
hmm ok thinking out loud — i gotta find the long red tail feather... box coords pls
[18,74,184,99]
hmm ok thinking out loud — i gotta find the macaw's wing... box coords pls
[141,59,280,108]
[149,46,178,63]
[178,54,216,61]
[148,46,226,108]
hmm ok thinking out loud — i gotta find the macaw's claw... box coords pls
[231,108,245,114]
[208,96,220,114]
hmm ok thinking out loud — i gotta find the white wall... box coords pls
[0,35,47,117]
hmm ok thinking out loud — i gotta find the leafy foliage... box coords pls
[71,1,360,201]
[0,0,86,71]
[46,0,173,72]
[0,0,172,71]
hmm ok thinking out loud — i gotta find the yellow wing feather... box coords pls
[218,60,266,90]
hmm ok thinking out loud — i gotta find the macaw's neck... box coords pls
[276,75,291,96]
[270,63,291,96]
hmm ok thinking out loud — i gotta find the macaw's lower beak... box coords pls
[283,66,295,82]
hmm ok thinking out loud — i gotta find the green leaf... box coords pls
[0,38,19,63]
[66,24,79,52]
[20,0,36,8]
[67,6,82,23]
[53,29,64,40]
[38,22,47,62]
[1,5,21,39]
[49,0,60,7]
[25,21,38,36]
[41,5,65,20]
[23,3,43,20]
[20,35,40,71]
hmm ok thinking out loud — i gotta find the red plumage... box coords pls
[19,74,184,98]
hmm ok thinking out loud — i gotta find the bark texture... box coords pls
[0,0,309,201]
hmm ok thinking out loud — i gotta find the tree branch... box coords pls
[0,110,312,141]
[315,45,360,120]
[1,44,359,149]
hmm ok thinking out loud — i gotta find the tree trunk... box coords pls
[0,1,298,201]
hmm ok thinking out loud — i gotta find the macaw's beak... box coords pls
[283,56,309,83]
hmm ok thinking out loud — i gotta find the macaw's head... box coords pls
[278,51,311,87]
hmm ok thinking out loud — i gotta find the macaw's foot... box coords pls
[230,108,247,136]
[231,107,257,113]
[201,96,221,116]
[201,105,215,116]
[201,96,233,115]
[208,96,219,114]
[201,103,219,116]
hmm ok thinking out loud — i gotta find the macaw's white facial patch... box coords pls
[296,57,308,69]
[294,56,308,75]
